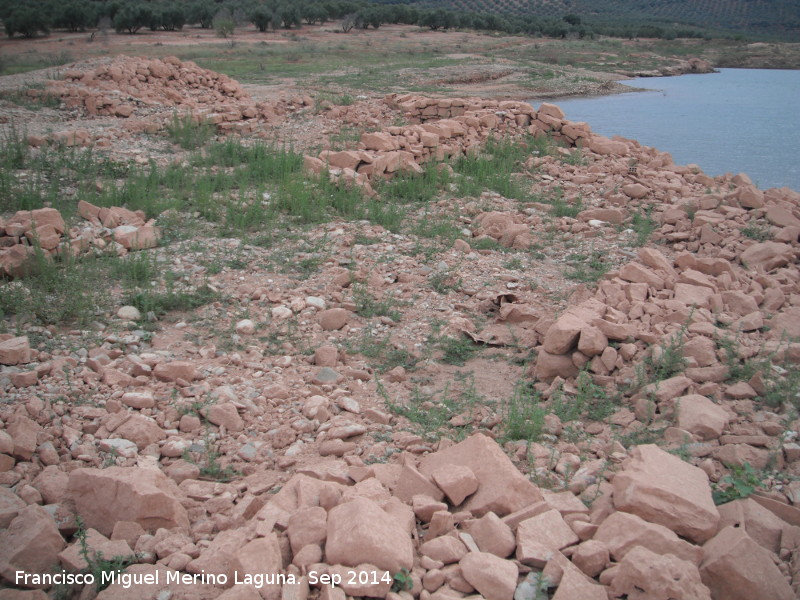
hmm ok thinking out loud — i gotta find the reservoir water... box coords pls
[536,69,800,191]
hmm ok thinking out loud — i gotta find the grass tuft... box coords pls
[166,112,216,150]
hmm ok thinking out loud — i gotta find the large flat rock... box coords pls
[419,433,542,517]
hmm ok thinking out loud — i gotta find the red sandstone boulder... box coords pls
[675,394,729,440]
[459,552,518,600]
[205,402,244,432]
[419,535,468,564]
[113,225,160,250]
[287,506,327,555]
[153,361,197,382]
[431,464,479,506]
[517,509,578,555]
[533,350,579,380]
[0,505,66,587]
[587,135,628,156]
[419,433,543,516]
[228,534,283,600]
[612,444,719,543]
[621,183,649,199]
[552,565,608,600]
[700,526,794,600]
[68,466,190,536]
[610,546,711,600]
[593,510,703,564]
[326,496,413,573]
[318,308,350,331]
[362,132,397,152]
[0,336,32,366]
[717,498,787,554]
[543,313,585,354]
[740,241,793,270]
[465,512,515,558]
[6,208,65,236]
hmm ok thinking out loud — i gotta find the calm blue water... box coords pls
[535,69,800,191]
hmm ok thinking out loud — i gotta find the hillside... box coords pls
[389,0,800,40]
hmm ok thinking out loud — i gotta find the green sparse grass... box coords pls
[563,249,609,283]
[429,268,462,294]
[386,372,488,441]
[550,370,617,423]
[166,112,216,150]
[0,51,74,76]
[411,214,462,244]
[183,430,239,482]
[327,125,364,149]
[0,82,61,110]
[392,568,413,593]
[347,331,418,373]
[110,251,160,287]
[126,282,219,318]
[718,335,800,411]
[503,257,524,270]
[630,208,657,246]
[0,248,110,327]
[549,194,584,218]
[472,237,504,251]
[614,424,667,448]
[352,283,403,322]
[452,135,545,200]
[437,334,480,366]
[74,517,141,591]
[741,221,772,242]
[712,462,763,505]
[499,380,547,442]
[633,323,689,391]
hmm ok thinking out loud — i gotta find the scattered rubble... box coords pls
[0,202,160,277]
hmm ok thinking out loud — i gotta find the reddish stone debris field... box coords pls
[1,53,800,600]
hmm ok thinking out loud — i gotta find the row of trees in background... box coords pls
[0,0,714,40]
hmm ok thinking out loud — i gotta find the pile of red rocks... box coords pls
[0,429,796,600]
[54,56,249,118]
[26,56,317,146]
[303,97,582,195]
[0,203,159,277]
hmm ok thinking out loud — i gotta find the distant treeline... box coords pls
[0,0,768,40]
[389,0,800,42]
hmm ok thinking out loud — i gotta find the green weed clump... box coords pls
[740,221,771,242]
[352,283,403,322]
[1,83,61,110]
[347,331,418,373]
[0,249,110,327]
[499,381,547,442]
[182,429,240,482]
[563,249,609,283]
[634,324,689,389]
[126,283,218,318]
[436,335,479,366]
[548,188,584,218]
[74,517,140,591]
[712,462,763,505]
[630,208,657,246]
[452,135,544,200]
[384,373,488,442]
[166,112,216,150]
[718,335,800,411]
[550,371,617,423]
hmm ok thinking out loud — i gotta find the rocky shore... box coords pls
[1,55,800,600]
